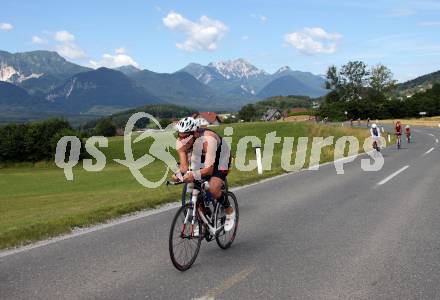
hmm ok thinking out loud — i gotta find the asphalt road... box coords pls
[1,126,440,300]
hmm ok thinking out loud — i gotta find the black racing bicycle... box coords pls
[167,179,239,271]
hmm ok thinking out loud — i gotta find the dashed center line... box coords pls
[193,267,255,300]
[424,147,435,155]
[377,165,410,186]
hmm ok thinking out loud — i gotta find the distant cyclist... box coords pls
[173,117,235,231]
[370,123,381,151]
[405,125,411,143]
[395,121,402,148]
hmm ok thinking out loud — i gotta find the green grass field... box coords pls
[0,122,371,249]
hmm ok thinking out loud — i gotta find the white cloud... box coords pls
[52,30,86,59]
[32,36,47,44]
[304,27,342,40]
[54,30,75,42]
[387,8,414,17]
[162,11,228,52]
[419,21,440,26]
[242,35,249,40]
[0,22,13,31]
[89,48,139,68]
[56,43,86,59]
[285,27,342,55]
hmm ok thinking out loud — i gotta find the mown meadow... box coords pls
[0,121,371,249]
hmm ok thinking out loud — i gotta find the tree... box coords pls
[0,118,82,163]
[339,61,369,101]
[238,104,257,122]
[325,61,370,101]
[159,118,171,128]
[325,65,340,91]
[369,64,397,95]
[94,118,116,137]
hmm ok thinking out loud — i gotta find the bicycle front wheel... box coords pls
[169,204,202,271]
[215,191,239,249]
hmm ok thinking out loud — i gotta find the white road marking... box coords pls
[429,133,435,137]
[424,147,435,155]
[436,138,439,144]
[377,165,410,186]
[192,267,255,300]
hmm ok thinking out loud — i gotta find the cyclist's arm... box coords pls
[181,133,218,182]
[176,147,189,174]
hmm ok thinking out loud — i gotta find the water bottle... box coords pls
[205,190,215,206]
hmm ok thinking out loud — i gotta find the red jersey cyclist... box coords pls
[395,121,402,148]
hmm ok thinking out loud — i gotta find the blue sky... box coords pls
[1,0,440,81]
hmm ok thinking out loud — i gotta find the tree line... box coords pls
[0,118,85,163]
[0,104,195,163]
[318,61,440,120]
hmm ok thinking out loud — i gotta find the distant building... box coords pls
[218,113,237,123]
[218,113,235,120]
[312,101,320,109]
[261,108,282,121]
[192,112,222,125]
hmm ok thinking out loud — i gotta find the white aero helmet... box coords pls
[371,123,377,128]
[176,117,198,133]
[406,125,410,128]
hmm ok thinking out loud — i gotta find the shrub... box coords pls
[94,118,116,137]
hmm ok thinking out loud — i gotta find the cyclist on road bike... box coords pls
[405,125,411,141]
[395,121,402,147]
[395,121,402,136]
[370,123,381,150]
[172,117,235,231]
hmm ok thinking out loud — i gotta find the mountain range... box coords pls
[180,59,327,98]
[0,50,91,96]
[0,50,330,123]
[2,49,435,125]
[397,70,440,96]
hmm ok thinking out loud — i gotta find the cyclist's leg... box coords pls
[209,175,235,231]
[208,175,233,214]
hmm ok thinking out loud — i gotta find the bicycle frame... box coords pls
[171,180,225,237]
[176,151,228,238]
[190,183,224,236]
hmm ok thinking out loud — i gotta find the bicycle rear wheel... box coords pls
[215,191,239,249]
[169,204,202,271]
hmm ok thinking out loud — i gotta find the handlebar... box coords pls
[166,180,185,186]
[165,180,209,191]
